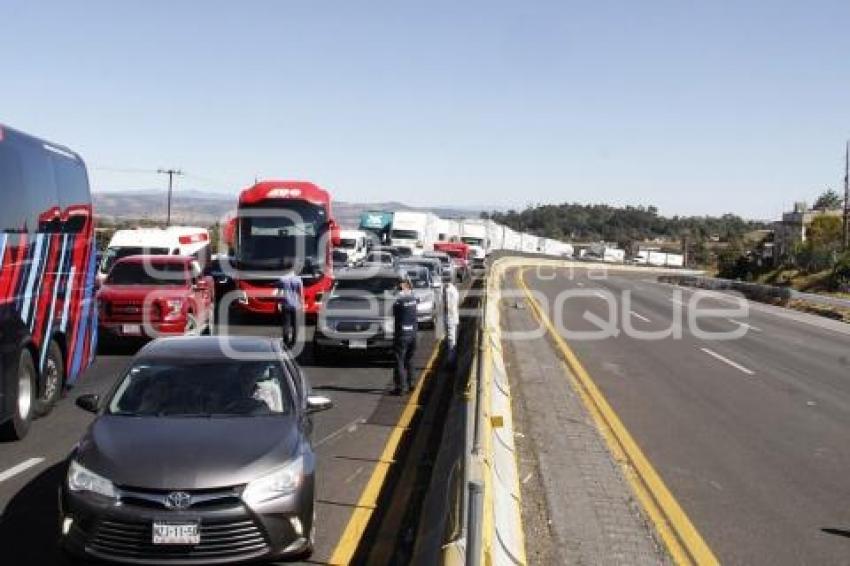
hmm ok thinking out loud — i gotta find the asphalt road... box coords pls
[0,315,439,565]
[515,266,850,565]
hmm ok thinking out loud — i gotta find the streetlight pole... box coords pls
[157,168,184,226]
[844,141,849,251]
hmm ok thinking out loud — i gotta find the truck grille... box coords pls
[105,300,160,320]
[88,518,268,560]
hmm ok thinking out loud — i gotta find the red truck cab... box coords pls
[433,242,472,282]
[97,256,214,340]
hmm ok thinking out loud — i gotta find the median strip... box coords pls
[516,267,719,566]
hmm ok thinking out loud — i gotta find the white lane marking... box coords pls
[668,296,686,306]
[593,291,607,299]
[576,281,585,287]
[700,347,755,376]
[630,311,651,323]
[727,319,762,332]
[0,457,45,483]
[315,417,366,448]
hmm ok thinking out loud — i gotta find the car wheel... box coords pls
[0,350,37,440]
[34,340,64,417]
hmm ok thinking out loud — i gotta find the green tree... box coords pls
[813,189,844,210]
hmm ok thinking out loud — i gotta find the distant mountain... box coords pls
[92,190,485,227]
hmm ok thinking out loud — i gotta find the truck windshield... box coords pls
[391,229,419,240]
[101,246,170,274]
[461,237,484,246]
[106,262,188,286]
[338,238,357,248]
[237,201,327,272]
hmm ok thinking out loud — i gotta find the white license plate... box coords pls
[152,521,200,545]
[121,324,142,335]
[349,339,368,349]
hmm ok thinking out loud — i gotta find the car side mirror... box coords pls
[76,394,100,413]
[306,395,333,414]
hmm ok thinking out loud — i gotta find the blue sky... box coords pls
[2,0,849,219]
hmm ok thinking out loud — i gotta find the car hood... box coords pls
[324,294,393,317]
[98,285,191,300]
[413,289,435,302]
[76,415,300,489]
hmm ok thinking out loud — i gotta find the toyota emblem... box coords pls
[165,491,192,510]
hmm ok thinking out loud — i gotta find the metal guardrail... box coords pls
[659,274,850,310]
[440,257,527,566]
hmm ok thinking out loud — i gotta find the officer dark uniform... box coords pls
[392,280,418,395]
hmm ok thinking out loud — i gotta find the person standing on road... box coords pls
[276,264,303,348]
[392,279,419,395]
[443,280,460,366]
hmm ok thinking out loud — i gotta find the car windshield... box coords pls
[108,360,292,417]
[106,262,189,286]
[391,229,419,240]
[366,252,393,264]
[334,276,400,295]
[338,238,357,248]
[101,246,170,274]
[401,266,430,288]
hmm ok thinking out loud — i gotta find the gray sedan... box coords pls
[59,336,332,564]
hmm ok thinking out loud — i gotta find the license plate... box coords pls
[152,521,200,545]
[121,324,142,335]
[349,339,368,349]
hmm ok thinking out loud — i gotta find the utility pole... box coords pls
[844,141,850,251]
[157,168,184,226]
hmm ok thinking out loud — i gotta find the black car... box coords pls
[60,336,332,564]
[204,254,237,304]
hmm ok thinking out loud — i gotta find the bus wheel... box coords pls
[34,341,64,417]
[1,350,37,440]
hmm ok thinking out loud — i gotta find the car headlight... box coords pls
[164,299,184,316]
[241,457,303,505]
[67,460,117,499]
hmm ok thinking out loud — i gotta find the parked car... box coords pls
[399,256,443,293]
[205,254,236,304]
[434,242,471,282]
[423,251,456,283]
[98,226,211,286]
[399,264,437,326]
[336,229,370,265]
[363,251,396,268]
[60,336,333,563]
[98,255,214,341]
[313,269,407,357]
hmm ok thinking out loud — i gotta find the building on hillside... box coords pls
[773,201,844,259]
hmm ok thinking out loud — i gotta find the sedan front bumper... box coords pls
[60,480,314,565]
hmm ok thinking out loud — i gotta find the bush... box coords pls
[832,252,850,292]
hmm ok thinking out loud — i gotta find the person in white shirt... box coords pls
[443,281,460,364]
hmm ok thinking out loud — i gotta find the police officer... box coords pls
[391,278,418,395]
[276,262,303,348]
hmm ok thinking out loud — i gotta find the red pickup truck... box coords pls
[97,256,214,340]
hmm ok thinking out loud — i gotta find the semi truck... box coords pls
[389,210,439,256]
[358,210,393,246]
